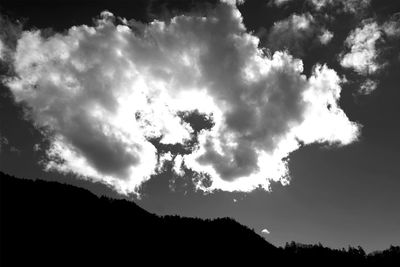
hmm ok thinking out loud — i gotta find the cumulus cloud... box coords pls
[4,3,359,195]
[341,15,400,76]
[340,21,382,75]
[267,13,333,57]
[340,16,400,97]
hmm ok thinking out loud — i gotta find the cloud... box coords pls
[319,29,333,45]
[382,13,400,39]
[0,135,9,153]
[0,14,23,62]
[358,79,377,95]
[220,0,245,6]
[4,3,359,195]
[267,13,315,56]
[267,13,333,57]
[339,15,400,98]
[0,39,5,60]
[340,15,400,78]
[0,135,20,154]
[340,20,382,75]
[309,0,371,14]
[272,0,293,7]
[261,228,270,234]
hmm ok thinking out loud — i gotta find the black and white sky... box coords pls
[0,0,399,252]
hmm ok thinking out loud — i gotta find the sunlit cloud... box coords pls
[340,16,400,94]
[272,0,293,7]
[340,20,382,75]
[4,3,359,195]
[261,228,270,234]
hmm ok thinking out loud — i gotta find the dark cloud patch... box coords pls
[147,110,214,157]
[63,114,139,179]
[177,109,215,134]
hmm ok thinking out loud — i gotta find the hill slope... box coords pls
[1,172,399,266]
[0,172,277,265]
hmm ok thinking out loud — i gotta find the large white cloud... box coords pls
[5,3,359,195]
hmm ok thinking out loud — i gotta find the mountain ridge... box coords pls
[1,171,399,266]
[0,171,277,265]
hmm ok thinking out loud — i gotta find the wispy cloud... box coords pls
[309,0,371,14]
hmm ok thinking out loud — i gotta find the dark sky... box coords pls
[1,0,400,252]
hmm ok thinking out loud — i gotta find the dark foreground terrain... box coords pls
[1,172,399,266]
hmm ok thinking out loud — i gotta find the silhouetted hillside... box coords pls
[0,172,277,266]
[0,172,399,266]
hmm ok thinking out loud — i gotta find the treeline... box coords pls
[0,171,399,266]
[281,241,400,266]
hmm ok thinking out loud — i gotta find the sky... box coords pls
[0,0,399,252]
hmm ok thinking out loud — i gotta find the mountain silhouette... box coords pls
[0,171,399,266]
